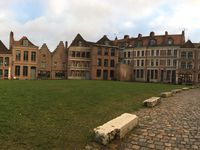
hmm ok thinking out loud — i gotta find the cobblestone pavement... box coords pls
[86,88,200,150]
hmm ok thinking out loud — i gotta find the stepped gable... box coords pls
[0,40,11,54]
[70,33,93,47]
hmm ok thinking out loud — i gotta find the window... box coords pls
[16,50,21,61]
[0,57,3,66]
[151,59,154,66]
[97,69,101,77]
[5,57,9,66]
[150,39,156,46]
[137,41,142,47]
[141,69,144,78]
[31,52,36,61]
[54,62,57,68]
[76,52,80,57]
[81,52,85,58]
[23,40,28,46]
[156,50,159,56]
[24,51,28,61]
[188,52,193,59]
[156,59,159,66]
[141,60,144,66]
[127,60,130,65]
[166,70,171,80]
[151,70,154,79]
[181,52,186,58]
[173,60,177,67]
[187,62,193,69]
[42,54,46,58]
[141,51,145,56]
[167,50,171,56]
[110,60,115,67]
[137,51,140,57]
[136,70,140,78]
[174,50,177,57]
[23,66,28,76]
[110,70,114,78]
[86,52,90,58]
[167,39,173,45]
[167,59,171,66]
[151,50,154,56]
[0,69,2,77]
[15,66,20,76]
[4,70,8,77]
[104,59,108,67]
[97,59,101,66]
[41,62,46,68]
[155,70,158,79]
[72,51,75,57]
[128,52,131,58]
[124,52,126,58]
[98,49,102,55]
[104,49,108,56]
[137,60,140,66]
[111,48,115,56]
[181,62,186,69]
[78,41,82,46]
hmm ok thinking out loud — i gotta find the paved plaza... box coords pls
[86,88,200,150]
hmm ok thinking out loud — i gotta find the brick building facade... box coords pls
[0,31,200,84]
[0,41,12,79]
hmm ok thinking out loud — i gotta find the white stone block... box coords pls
[94,113,138,145]
[182,87,189,91]
[171,89,182,94]
[160,92,173,98]
[143,97,161,107]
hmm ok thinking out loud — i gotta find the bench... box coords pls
[94,113,138,145]
[160,92,173,98]
[143,97,161,107]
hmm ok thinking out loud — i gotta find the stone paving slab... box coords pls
[85,88,200,150]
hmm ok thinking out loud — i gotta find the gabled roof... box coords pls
[0,40,11,54]
[13,36,38,48]
[181,40,195,48]
[96,35,111,45]
[40,43,52,54]
[70,33,94,47]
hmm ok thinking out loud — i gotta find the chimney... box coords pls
[182,30,185,36]
[138,33,142,38]
[150,31,155,37]
[165,31,168,35]
[9,31,14,49]
[124,35,129,40]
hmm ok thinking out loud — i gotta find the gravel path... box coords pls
[85,88,200,150]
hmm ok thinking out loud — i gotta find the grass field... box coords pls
[0,80,184,149]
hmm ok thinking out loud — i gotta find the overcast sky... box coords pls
[0,0,200,50]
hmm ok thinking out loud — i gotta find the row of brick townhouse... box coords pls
[0,31,200,84]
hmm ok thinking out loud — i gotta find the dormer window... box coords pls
[136,41,142,47]
[78,41,82,46]
[149,39,156,46]
[105,41,109,45]
[167,39,173,45]
[23,40,29,46]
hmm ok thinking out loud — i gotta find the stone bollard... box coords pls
[160,92,173,98]
[94,113,138,145]
[143,97,161,107]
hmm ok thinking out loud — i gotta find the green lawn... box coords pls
[0,80,184,149]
